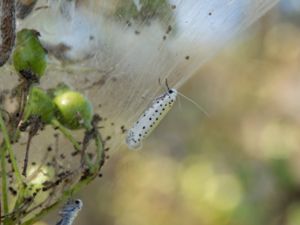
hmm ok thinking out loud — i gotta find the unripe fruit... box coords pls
[24,86,55,124]
[12,29,47,80]
[53,91,93,130]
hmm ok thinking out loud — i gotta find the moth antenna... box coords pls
[177,92,210,117]
[158,78,171,92]
[165,79,171,91]
[158,78,162,86]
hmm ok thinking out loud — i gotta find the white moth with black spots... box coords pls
[56,199,83,225]
[126,88,178,149]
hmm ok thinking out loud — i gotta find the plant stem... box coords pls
[94,131,104,170]
[1,144,9,224]
[0,110,26,225]
[0,110,23,185]
[51,119,81,151]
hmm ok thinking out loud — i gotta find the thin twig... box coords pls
[51,119,81,151]
[22,116,43,177]
[94,129,105,171]
[80,129,95,169]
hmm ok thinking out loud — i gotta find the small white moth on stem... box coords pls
[56,199,83,225]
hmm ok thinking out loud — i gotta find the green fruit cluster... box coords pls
[24,85,93,130]
[13,29,93,130]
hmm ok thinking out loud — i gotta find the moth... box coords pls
[126,79,208,149]
[56,199,83,225]
[126,84,177,149]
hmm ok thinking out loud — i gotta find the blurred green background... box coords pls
[37,1,300,225]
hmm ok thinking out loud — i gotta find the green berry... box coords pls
[24,86,55,124]
[53,91,93,130]
[12,29,47,80]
